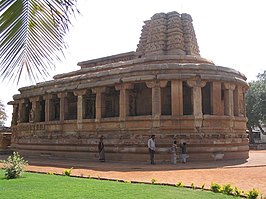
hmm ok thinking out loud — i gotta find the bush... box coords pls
[210,183,222,193]
[63,167,73,176]
[222,184,233,195]
[233,186,242,197]
[1,152,28,179]
[246,188,259,199]
[176,181,184,187]
[201,183,205,190]
[151,178,156,184]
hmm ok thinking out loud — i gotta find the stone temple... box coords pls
[8,12,249,162]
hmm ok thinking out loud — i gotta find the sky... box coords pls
[1,0,266,126]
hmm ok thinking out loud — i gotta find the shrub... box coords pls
[246,188,259,199]
[222,184,233,195]
[233,186,242,197]
[190,183,195,189]
[1,152,28,179]
[151,178,156,184]
[201,183,205,190]
[176,181,184,187]
[63,167,73,176]
[210,183,222,193]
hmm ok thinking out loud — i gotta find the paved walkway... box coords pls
[1,150,266,196]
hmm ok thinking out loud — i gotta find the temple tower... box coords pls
[136,12,200,57]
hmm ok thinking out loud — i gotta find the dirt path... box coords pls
[1,150,266,196]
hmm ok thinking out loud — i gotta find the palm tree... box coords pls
[0,0,78,84]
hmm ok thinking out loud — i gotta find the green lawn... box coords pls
[0,169,237,199]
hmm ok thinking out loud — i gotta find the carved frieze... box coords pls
[187,76,206,88]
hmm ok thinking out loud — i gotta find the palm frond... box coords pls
[0,0,78,84]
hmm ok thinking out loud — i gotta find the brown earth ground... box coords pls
[1,150,266,196]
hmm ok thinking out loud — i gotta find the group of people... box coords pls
[148,135,187,165]
[97,135,187,164]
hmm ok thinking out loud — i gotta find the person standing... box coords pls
[148,135,156,164]
[98,136,105,162]
[180,142,187,163]
[171,141,178,164]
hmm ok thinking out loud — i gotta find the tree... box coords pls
[0,0,79,84]
[0,99,7,126]
[246,70,266,143]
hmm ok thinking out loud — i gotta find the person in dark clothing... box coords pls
[98,136,105,162]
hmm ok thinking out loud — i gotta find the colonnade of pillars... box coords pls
[11,79,246,126]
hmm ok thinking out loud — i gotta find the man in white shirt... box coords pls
[148,135,156,164]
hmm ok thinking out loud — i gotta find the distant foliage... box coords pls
[1,152,28,179]
[246,71,266,128]
[0,99,7,126]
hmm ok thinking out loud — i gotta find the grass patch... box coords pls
[0,169,238,199]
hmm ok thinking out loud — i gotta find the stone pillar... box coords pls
[29,96,41,122]
[234,86,245,117]
[8,101,18,126]
[17,101,22,124]
[17,99,26,123]
[187,78,206,118]
[171,80,183,116]
[187,77,206,129]
[146,80,168,117]
[234,86,239,116]
[43,95,52,122]
[212,82,223,115]
[74,90,87,129]
[146,80,168,128]
[242,87,248,117]
[115,83,133,121]
[223,83,236,116]
[92,87,106,122]
[57,93,67,122]
[12,104,18,125]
